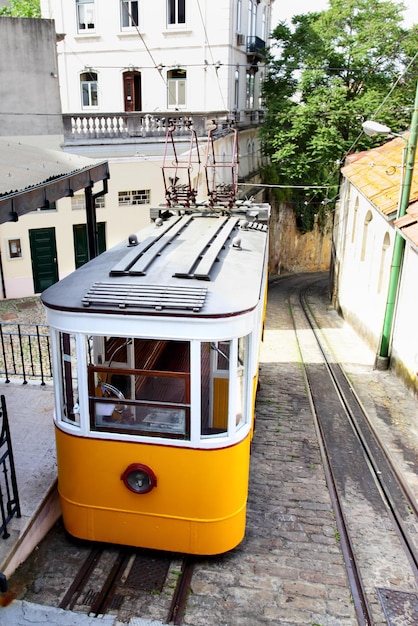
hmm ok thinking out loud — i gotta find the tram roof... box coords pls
[41,207,270,319]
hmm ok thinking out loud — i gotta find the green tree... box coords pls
[261,0,418,232]
[0,0,40,17]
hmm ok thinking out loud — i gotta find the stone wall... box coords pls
[0,17,63,136]
[268,200,332,275]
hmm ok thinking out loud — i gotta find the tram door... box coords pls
[210,341,230,431]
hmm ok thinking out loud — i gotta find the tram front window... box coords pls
[88,337,190,439]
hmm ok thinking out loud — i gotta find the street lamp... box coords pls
[362,120,392,137]
[361,80,418,369]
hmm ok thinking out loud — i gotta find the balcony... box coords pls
[62,110,265,145]
[246,36,266,62]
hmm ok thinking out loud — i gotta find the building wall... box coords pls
[0,126,256,298]
[333,176,418,395]
[40,0,270,115]
[333,178,394,349]
[390,247,418,390]
[0,17,63,135]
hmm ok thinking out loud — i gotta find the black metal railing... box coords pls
[0,395,21,538]
[0,323,52,385]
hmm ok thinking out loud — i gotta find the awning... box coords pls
[0,138,109,223]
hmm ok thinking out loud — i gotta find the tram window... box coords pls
[87,337,190,439]
[236,336,247,428]
[201,341,229,436]
[59,332,80,425]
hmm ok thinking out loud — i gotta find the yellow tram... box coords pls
[41,204,269,555]
[41,122,269,555]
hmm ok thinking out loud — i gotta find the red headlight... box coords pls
[121,463,157,494]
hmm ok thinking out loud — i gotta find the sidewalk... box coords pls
[0,381,58,578]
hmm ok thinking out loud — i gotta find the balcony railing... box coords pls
[246,36,266,57]
[62,110,265,144]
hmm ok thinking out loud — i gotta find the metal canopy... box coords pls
[0,138,109,224]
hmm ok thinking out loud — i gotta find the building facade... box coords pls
[40,0,271,123]
[0,2,272,299]
[332,136,418,395]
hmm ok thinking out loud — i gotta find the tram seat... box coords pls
[134,340,168,397]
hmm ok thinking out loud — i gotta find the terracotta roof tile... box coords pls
[342,133,418,218]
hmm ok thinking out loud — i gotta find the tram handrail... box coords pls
[0,322,52,385]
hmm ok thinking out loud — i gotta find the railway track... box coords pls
[289,278,418,625]
[57,543,194,624]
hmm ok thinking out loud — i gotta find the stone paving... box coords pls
[184,276,357,625]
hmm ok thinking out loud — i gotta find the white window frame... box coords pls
[167,0,186,27]
[167,69,187,108]
[80,71,98,108]
[76,0,96,33]
[121,0,139,30]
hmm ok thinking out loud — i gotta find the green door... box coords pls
[73,222,106,268]
[29,227,59,293]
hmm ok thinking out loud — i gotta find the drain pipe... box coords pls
[365,81,418,370]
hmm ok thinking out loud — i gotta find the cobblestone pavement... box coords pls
[184,275,358,626]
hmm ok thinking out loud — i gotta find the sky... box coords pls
[272,0,418,29]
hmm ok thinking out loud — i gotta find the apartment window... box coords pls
[72,194,104,210]
[248,0,256,37]
[8,239,22,259]
[81,72,98,107]
[167,69,186,108]
[121,0,138,29]
[246,71,255,109]
[236,0,242,32]
[118,189,150,206]
[234,67,240,110]
[167,0,185,25]
[76,0,95,32]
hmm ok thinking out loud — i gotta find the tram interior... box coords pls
[88,336,245,438]
[59,332,245,439]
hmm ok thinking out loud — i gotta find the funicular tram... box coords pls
[41,124,270,555]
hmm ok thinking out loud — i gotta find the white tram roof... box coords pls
[41,206,270,319]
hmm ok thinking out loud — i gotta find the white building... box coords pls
[0,2,273,299]
[332,135,418,396]
[40,0,271,121]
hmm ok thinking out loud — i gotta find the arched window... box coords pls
[351,196,359,243]
[378,232,391,294]
[360,210,373,261]
[167,69,186,108]
[80,71,98,108]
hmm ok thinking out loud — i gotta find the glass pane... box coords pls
[81,83,89,106]
[178,0,185,23]
[168,80,177,106]
[167,0,175,24]
[177,80,186,106]
[121,1,130,27]
[59,333,80,425]
[90,82,98,106]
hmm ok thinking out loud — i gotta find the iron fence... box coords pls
[0,394,21,538]
[0,323,52,385]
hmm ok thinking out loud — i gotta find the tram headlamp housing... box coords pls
[121,463,157,494]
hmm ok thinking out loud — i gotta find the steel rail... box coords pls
[300,283,418,578]
[288,287,373,626]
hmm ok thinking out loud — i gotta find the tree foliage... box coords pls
[0,0,40,17]
[261,0,418,232]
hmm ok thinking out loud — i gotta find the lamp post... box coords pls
[362,80,418,369]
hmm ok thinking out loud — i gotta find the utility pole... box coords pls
[375,80,418,368]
